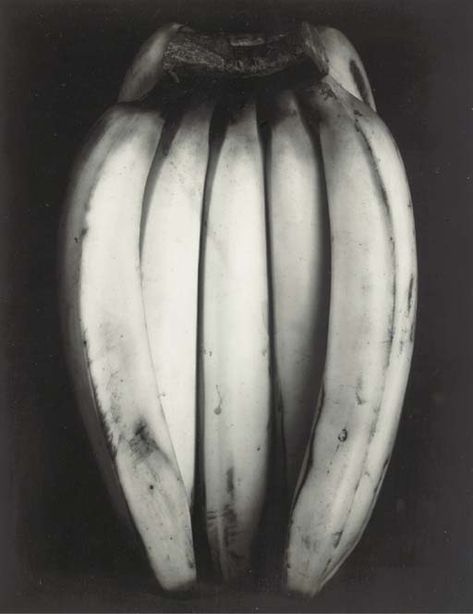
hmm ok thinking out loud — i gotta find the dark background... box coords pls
[0,0,472,611]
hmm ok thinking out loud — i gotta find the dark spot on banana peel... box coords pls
[207,504,238,547]
[338,428,348,442]
[222,504,239,549]
[407,275,415,312]
[349,60,370,106]
[318,385,325,409]
[301,534,315,552]
[332,531,343,548]
[320,83,336,101]
[102,419,118,459]
[206,509,217,522]
[129,419,169,465]
[356,376,365,405]
[226,467,235,495]
[214,385,223,415]
[88,374,119,460]
[369,418,378,440]
[322,557,332,577]
[72,227,88,244]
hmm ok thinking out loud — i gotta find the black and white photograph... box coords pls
[0,0,472,611]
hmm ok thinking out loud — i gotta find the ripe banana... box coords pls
[141,97,215,506]
[199,97,271,581]
[284,75,416,597]
[60,106,196,592]
[263,89,330,502]
[316,25,376,110]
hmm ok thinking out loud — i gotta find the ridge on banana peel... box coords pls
[284,75,416,597]
[60,105,197,592]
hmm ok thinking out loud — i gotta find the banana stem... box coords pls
[161,23,328,81]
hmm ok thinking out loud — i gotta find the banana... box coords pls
[60,105,196,592]
[141,97,215,506]
[319,87,417,589]
[263,89,330,501]
[284,75,416,597]
[199,97,271,581]
[316,25,376,110]
[61,20,414,595]
[119,23,182,103]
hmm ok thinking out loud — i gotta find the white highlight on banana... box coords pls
[61,108,196,592]
[200,99,271,580]
[265,89,329,500]
[317,26,376,110]
[285,76,413,596]
[141,99,214,506]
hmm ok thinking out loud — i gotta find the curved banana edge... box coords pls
[319,87,417,590]
[315,25,376,110]
[59,105,196,592]
[284,76,415,597]
[200,98,271,581]
[119,23,182,103]
[141,97,215,506]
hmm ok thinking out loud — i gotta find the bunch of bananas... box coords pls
[60,22,417,597]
